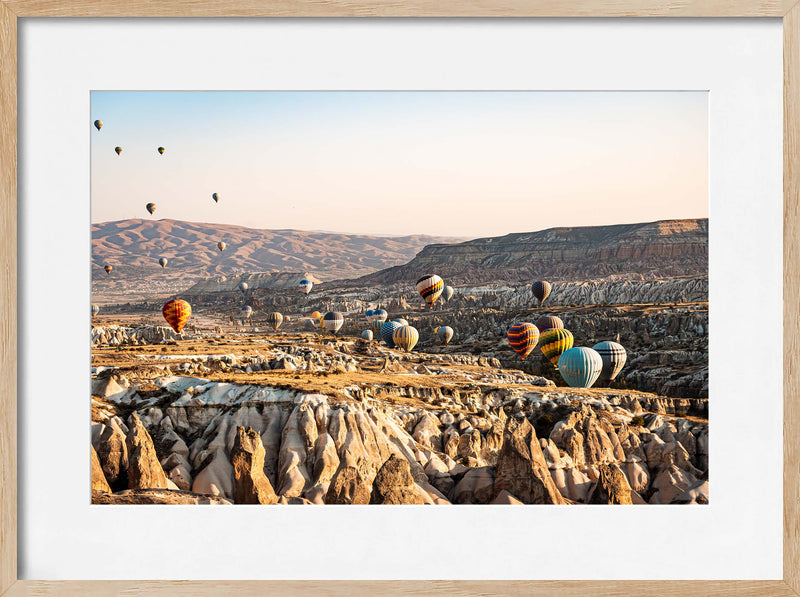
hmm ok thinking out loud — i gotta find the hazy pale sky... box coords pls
[91,91,708,238]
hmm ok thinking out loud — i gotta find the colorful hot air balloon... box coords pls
[238,282,248,294]
[103,265,112,275]
[393,325,419,352]
[592,341,628,382]
[322,311,344,334]
[443,285,455,302]
[540,328,574,367]
[146,202,156,215]
[311,311,323,321]
[532,281,552,306]
[558,347,603,388]
[392,318,409,326]
[212,193,220,203]
[535,315,564,333]
[162,299,191,333]
[157,147,165,155]
[266,312,283,331]
[299,279,313,297]
[217,242,226,252]
[91,304,100,318]
[370,319,385,336]
[241,305,253,320]
[93,120,103,131]
[114,146,122,155]
[507,322,540,359]
[381,320,404,348]
[361,329,373,341]
[158,257,168,268]
[437,326,454,345]
[416,274,444,307]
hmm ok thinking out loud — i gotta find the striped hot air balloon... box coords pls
[91,304,99,318]
[507,322,540,359]
[592,341,628,381]
[437,325,454,345]
[416,274,444,308]
[361,329,373,341]
[393,325,419,352]
[370,319,384,336]
[103,265,113,275]
[536,315,564,333]
[162,299,191,333]
[539,328,574,367]
[266,312,283,331]
[322,311,344,334]
[532,281,552,306]
[558,347,603,388]
[299,279,313,297]
[380,320,404,348]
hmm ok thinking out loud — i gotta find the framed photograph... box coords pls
[1,4,798,596]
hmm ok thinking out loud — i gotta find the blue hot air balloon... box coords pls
[91,304,100,318]
[299,278,313,297]
[373,309,388,324]
[380,320,404,348]
[365,309,375,321]
[558,347,603,388]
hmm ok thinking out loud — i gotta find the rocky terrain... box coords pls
[358,218,707,286]
[91,331,708,506]
[91,219,463,302]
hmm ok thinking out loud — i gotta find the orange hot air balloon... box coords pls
[162,299,192,333]
[103,265,113,275]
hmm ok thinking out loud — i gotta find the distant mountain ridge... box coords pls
[355,219,708,286]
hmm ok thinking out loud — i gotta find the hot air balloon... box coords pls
[238,282,248,294]
[392,318,409,326]
[558,347,603,388]
[241,305,253,320]
[393,325,419,352]
[365,309,375,322]
[361,330,373,341]
[321,311,344,334]
[114,146,122,155]
[157,147,165,155]
[266,312,283,331]
[299,279,313,297]
[536,315,564,333]
[592,341,628,382]
[380,320,404,348]
[93,120,103,131]
[373,309,388,324]
[443,286,455,302]
[212,193,220,203]
[103,265,112,275]
[370,319,385,336]
[539,328,574,367]
[507,322,540,359]
[437,326,454,345]
[217,242,226,252]
[91,304,99,318]
[162,299,191,333]
[158,257,168,268]
[416,274,444,307]
[304,318,317,331]
[532,281,552,306]
[311,311,323,321]
[146,202,156,215]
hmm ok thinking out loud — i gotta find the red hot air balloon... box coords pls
[162,299,192,333]
[507,322,540,360]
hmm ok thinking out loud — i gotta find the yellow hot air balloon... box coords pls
[93,120,103,131]
[157,147,165,155]
[539,328,574,367]
[114,146,122,155]
[266,312,284,331]
[392,325,419,352]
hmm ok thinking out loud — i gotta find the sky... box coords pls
[91,91,708,239]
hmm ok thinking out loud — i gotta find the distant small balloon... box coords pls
[238,282,248,294]
[146,202,156,215]
[103,265,112,275]
[361,329,373,341]
[443,286,455,302]
[93,120,103,131]
[212,193,220,203]
[158,257,168,268]
[299,279,313,297]
[217,241,226,252]
[266,312,283,331]
[157,147,165,155]
[437,326,454,345]
[241,305,253,319]
[114,146,122,155]
[392,318,409,327]
[91,304,100,318]
[532,281,552,306]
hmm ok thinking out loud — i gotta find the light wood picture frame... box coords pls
[1,2,798,595]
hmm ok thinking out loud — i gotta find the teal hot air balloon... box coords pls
[370,319,384,336]
[592,341,628,382]
[393,325,419,352]
[365,309,375,322]
[558,347,603,388]
[380,320,404,348]
[362,329,373,341]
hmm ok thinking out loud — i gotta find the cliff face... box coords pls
[359,219,708,285]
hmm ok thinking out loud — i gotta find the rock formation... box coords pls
[231,426,278,505]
